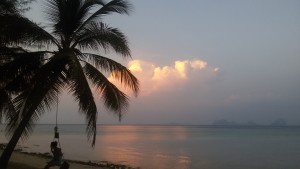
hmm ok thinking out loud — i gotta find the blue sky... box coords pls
[26,0,300,125]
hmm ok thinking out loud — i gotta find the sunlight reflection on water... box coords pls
[1,125,300,169]
[93,125,191,169]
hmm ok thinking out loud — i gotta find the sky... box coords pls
[26,0,300,125]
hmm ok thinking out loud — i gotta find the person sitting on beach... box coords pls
[44,141,63,169]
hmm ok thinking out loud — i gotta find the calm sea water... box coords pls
[1,125,300,169]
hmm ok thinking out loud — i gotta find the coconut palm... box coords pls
[0,0,139,168]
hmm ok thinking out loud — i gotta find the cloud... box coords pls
[152,60,209,80]
[110,59,220,97]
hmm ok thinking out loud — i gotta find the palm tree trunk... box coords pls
[0,111,33,169]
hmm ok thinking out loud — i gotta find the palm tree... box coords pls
[0,0,139,168]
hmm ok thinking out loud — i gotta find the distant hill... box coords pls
[212,119,239,126]
[212,118,288,126]
[270,118,287,126]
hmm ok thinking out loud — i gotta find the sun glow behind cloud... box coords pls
[109,59,220,97]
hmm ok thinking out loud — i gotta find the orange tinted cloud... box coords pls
[109,59,220,97]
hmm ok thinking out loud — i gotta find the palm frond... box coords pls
[0,0,18,14]
[82,52,139,96]
[0,46,26,64]
[5,53,68,139]
[45,0,88,41]
[17,0,36,13]
[0,0,36,14]
[0,50,47,92]
[75,0,132,35]
[73,22,131,57]
[83,62,129,114]
[66,53,97,146]
[90,0,132,16]
[0,89,17,124]
[0,14,59,48]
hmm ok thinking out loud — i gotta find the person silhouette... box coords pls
[44,141,63,169]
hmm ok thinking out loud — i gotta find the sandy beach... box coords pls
[1,148,136,169]
[1,150,104,169]
[0,152,86,169]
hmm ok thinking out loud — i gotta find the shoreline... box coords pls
[0,143,140,169]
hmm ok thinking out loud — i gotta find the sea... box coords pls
[1,124,300,169]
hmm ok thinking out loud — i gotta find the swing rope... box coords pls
[56,92,58,128]
[54,93,61,148]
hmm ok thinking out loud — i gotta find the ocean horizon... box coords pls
[1,124,300,169]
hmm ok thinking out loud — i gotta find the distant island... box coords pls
[212,118,288,126]
[270,118,287,126]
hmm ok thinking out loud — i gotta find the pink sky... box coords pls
[27,0,300,125]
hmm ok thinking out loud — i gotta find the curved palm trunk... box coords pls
[0,111,33,169]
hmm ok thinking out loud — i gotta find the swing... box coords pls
[53,93,61,149]
[44,94,70,169]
